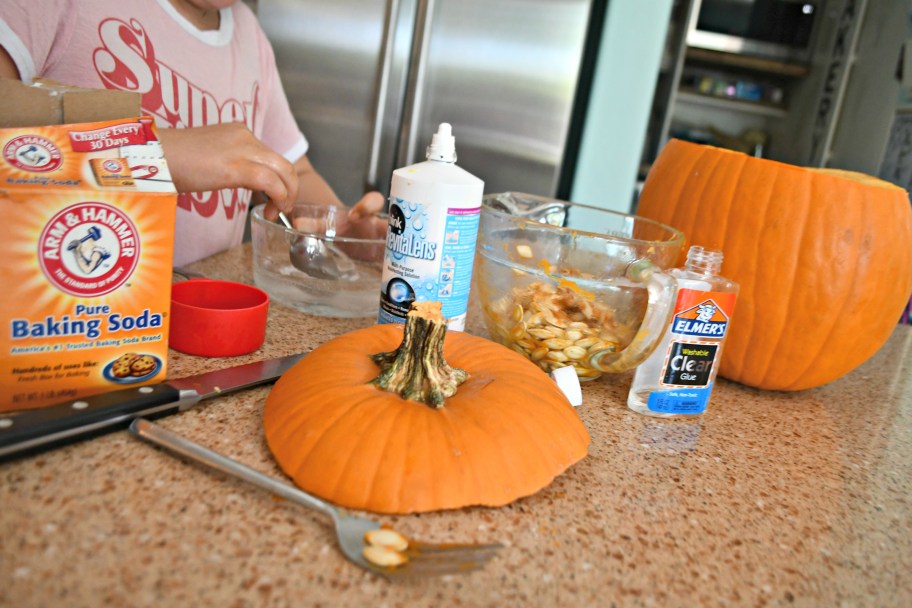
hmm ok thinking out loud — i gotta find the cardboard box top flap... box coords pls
[0,77,141,128]
[61,90,143,126]
[0,117,176,194]
[0,80,63,128]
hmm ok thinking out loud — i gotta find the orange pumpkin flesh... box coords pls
[637,139,912,391]
[263,305,590,514]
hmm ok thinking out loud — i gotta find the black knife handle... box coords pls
[0,384,187,462]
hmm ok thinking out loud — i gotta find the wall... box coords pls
[826,0,907,172]
[570,0,674,214]
[878,2,912,192]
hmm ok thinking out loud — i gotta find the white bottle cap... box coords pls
[550,365,583,407]
[426,122,457,162]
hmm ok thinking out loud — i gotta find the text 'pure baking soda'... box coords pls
[627,246,738,417]
[0,117,177,411]
[377,123,484,331]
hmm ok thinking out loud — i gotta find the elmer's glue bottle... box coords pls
[377,123,484,331]
[627,246,738,417]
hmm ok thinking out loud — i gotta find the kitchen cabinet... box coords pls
[640,0,909,180]
[642,0,820,171]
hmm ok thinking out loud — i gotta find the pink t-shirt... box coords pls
[0,0,308,265]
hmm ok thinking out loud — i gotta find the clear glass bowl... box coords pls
[250,204,385,317]
[474,193,685,380]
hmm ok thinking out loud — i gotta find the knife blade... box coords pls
[0,352,306,461]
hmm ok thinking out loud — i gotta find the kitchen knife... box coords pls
[0,352,306,461]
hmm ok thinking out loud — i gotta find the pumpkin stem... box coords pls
[370,301,468,408]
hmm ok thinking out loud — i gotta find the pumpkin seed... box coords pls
[510,304,524,322]
[543,338,573,350]
[515,339,536,351]
[575,367,603,379]
[363,545,408,567]
[530,346,549,361]
[486,278,639,382]
[528,328,556,340]
[516,244,534,259]
[563,345,587,360]
[365,529,409,552]
[574,336,600,349]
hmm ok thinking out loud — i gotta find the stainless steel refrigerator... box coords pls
[255,0,600,204]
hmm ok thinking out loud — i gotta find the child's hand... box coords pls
[328,191,388,262]
[158,123,299,212]
[339,191,387,240]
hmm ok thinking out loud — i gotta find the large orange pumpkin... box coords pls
[636,139,912,391]
[263,302,590,514]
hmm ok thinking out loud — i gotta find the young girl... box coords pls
[0,0,384,265]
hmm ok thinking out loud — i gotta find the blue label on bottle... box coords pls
[378,198,479,330]
[437,207,479,320]
[646,385,712,415]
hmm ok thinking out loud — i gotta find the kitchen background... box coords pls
[245,0,912,212]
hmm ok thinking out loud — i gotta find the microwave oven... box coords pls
[686,0,823,63]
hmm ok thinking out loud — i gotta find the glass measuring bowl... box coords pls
[474,193,684,381]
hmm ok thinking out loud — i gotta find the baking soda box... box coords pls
[0,117,177,411]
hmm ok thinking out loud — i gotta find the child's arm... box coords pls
[287,155,387,241]
[0,46,20,79]
[157,122,299,214]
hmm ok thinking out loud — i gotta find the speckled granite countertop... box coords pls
[2,243,910,607]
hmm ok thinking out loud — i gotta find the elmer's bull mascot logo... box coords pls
[671,299,730,337]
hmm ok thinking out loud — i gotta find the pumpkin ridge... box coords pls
[782,183,888,389]
[263,377,327,470]
[326,390,416,511]
[461,370,580,503]
[266,368,372,473]
[746,160,803,385]
[654,141,702,242]
[443,345,557,505]
[771,171,832,388]
[264,344,388,479]
[709,152,754,380]
[300,386,421,505]
[387,404,425,513]
[402,403,451,510]
[434,372,518,506]
[420,407,481,510]
[280,393,368,486]
[671,145,714,256]
[482,382,554,496]
[714,147,748,259]
[439,343,584,507]
[719,152,755,380]
[422,338,492,508]
[777,174,863,389]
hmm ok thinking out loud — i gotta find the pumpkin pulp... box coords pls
[370,301,468,407]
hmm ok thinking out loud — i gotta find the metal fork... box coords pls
[129,419,501,579]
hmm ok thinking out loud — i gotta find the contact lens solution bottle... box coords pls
[627,246,738,417]
[377,123,484,331]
